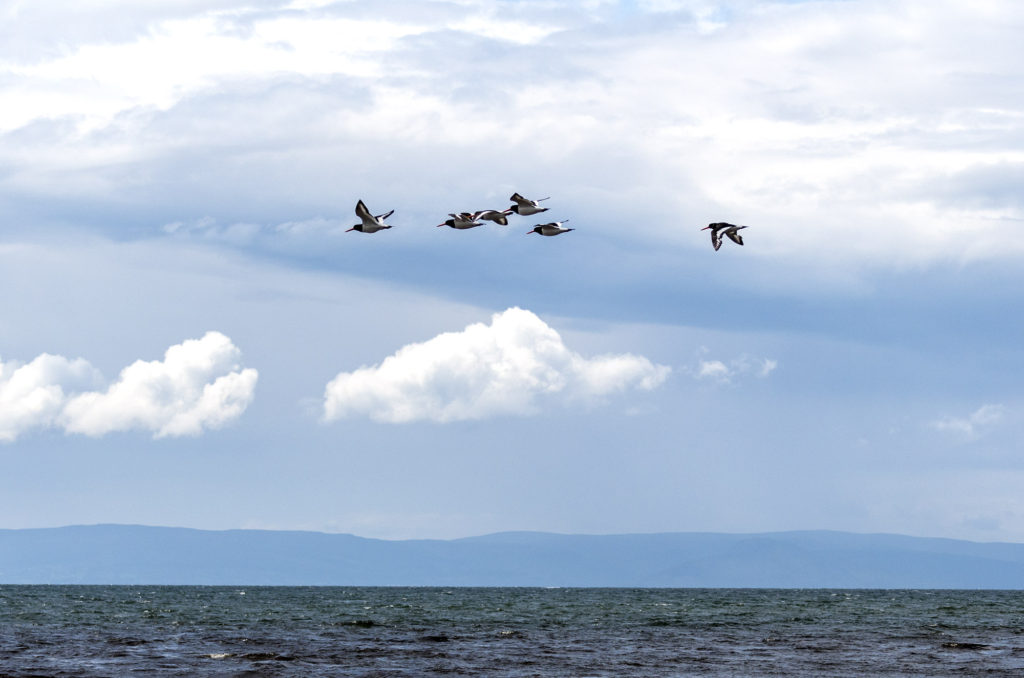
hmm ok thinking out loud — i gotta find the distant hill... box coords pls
[2,525,1024,587]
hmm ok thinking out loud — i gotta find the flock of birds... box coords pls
[347,192,748,248]
[347,192,573,237]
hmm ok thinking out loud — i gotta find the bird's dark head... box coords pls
[438,220,453,228]
[347,224,364,232]
[528,226,541,234]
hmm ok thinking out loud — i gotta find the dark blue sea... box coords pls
[1,586,1023,676]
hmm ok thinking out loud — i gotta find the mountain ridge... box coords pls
[2,525,1023,588]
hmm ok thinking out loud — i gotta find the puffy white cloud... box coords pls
[931,403,1005,439]
[323,307,670,423]
[0,332,257,441]
[0,354,101,442]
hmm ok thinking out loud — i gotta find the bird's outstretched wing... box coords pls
[377,209,395,220]
[355,200,372,221]
[726,230,744,246]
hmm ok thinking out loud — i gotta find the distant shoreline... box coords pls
[3,525,1024,588]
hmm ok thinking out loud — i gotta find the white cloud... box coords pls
[0,9,421,132]
[930,403,1005,439]
[323,307,670,423]
[0,332,257,441]
[0,354,102,442]
[697,360,731,381]
[693,352,778,384]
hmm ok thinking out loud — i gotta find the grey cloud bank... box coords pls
[3,0,1023,268]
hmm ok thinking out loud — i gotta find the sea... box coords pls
[1,586,1023,676]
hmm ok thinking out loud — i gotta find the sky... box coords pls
[1,0,1023,542]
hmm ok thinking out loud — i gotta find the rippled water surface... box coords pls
[2,586,1023,676]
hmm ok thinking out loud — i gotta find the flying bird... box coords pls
[472,209,514,226]
[702,222,748,251]
[528,220,573,236]
[438,213,484,229]
[348,200,394,233]
[508,192,550,216]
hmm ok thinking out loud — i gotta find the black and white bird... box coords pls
[347,200,394,233]
[528,220,573,236]
[702,222,748,250]
[438,212,484,229]
[472,209,513,226]
[508,192,550,216]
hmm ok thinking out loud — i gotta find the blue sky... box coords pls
[2,0,1023,542]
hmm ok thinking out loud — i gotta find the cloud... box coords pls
[692,352,778,384]
[323,307,670,423]
[0,354,102,442]
[4,0,1024,273]
[697,360,731,381]
[930,403,1005,439]
[0,332,257,441]
[162,215,350,248]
